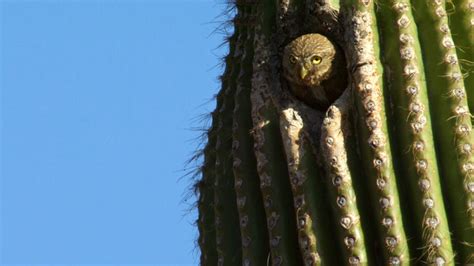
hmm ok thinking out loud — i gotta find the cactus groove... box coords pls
[195,0,474,265]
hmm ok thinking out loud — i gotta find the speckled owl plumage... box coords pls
[282,33,347,110]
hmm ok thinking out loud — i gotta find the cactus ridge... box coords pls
[375,0,456,264]
[214,9,246,265]
[411,0,474,262]
[320,89,370,265]
[340,1,411,263]
[232,5,271,265]
[249,1,303,264]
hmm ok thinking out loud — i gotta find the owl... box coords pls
[282,33,347,110]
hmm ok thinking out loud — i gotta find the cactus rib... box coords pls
[231,4,271,265]
[376,0,455,264]
[340,1,410,263]
[411,0,474,263]
[214,10,244,266]
[248,1,302,265]
[320,89,370,265]
[448,0,474,113]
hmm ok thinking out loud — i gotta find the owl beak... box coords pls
[299,67,308,80]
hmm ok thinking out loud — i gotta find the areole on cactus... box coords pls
[195,0,474,265]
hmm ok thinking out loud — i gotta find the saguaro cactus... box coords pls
[195,0,474,265]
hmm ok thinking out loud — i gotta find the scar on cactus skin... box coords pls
[282,33,348,110]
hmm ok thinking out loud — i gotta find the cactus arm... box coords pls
[248,1,303,264]
[375,0,456,264]
[340,0,411,264]
[320,89,370,265]
[213,12,244,266]
[231,5,271,265]
[411,1,474,263]
[448,0,474,112]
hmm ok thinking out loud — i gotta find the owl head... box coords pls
[282,33,339,87]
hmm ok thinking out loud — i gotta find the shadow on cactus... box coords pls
[194,0,474,265]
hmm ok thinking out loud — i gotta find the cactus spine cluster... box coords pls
[195,0,474,265]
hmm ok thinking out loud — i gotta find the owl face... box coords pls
[282,34,337,87]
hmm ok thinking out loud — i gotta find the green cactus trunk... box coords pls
[196,0,474,265]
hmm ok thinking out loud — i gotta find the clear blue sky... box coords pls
[1,1,229,264]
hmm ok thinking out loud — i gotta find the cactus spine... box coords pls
[196,0,474,265]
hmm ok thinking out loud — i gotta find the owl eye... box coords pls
[311,56,322,65]
[289,55,297,64]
